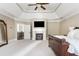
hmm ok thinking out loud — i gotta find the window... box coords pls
[17,23,24,32]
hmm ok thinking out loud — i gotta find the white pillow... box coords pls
[67,29,79,40]
[67,30,75,39]
[73,29,79,40]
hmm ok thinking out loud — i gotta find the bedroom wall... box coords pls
[17,20,60,36]
[17,21,61,36]
[0,14,16,41]
[60,14,79,35]
[16,21,31,25]
[48,22,60,35]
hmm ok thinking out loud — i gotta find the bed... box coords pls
[48,35,77,56]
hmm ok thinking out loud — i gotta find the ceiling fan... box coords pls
[28,3,49,10]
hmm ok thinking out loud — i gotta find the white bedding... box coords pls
[67,39,79,55]
[53,35,68,42]
[53,34,79,55]
[54,35,67,40]
[67,29,79,55]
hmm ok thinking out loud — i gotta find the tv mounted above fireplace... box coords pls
[34,21,44,27]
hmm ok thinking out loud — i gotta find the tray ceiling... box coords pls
[16,3,61,13]
[0,3,79,22]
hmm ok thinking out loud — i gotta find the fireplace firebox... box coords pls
[36,33,43,40]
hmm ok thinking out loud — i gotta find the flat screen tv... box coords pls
[34,21,44,27]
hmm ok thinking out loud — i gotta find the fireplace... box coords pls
[36,33,43,40]
[32,20,46,40]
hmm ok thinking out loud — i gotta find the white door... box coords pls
[24,24,31,39]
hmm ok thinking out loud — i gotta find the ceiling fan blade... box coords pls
[36,3,49,5]
[35,6,38,10]
[28,4,36,6]
[41,5,46,10]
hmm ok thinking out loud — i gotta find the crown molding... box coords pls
[16,3,61,13]
[0,9,16,19]
[59,11,79,22]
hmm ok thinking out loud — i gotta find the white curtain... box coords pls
[17,23,31,39]
[17,23,24,32]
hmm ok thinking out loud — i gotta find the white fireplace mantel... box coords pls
[32,20,46,40]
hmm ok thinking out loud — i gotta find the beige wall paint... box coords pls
[47,14,79,35]
[15,14,79,37]
[16,21,61,36]
[60,14,79,35]
[16,21,31,25]
[0,12,79,40]
[48,22,60,35]
[0,14,16,40]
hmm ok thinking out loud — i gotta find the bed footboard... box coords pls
[48,35,69,56]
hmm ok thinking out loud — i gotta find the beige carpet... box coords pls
[25,40,56,56]
[0,40,56,56]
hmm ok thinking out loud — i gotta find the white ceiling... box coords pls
[0,3,22,17]
[17,3,60,13]
[0,3,79,22]
[56,3,79,19]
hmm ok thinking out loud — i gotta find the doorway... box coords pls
[17,23,31,40]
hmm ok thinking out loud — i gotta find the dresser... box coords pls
[17,32,24,40]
